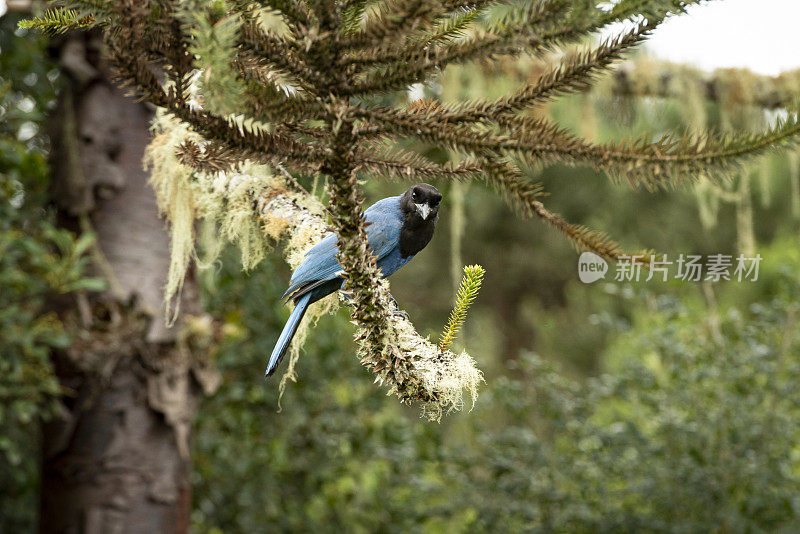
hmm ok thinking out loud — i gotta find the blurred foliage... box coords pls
[376,58,800,374]
[0,13,102,532]
[191,50,800,534]
[5,7,800,533]
[0,15,58,147]
[192,239,800,533]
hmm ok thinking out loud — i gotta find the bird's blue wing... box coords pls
[282,233,341,300]
[363,196,404,260]
[282,196,403,300]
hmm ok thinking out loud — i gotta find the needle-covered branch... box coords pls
[237,20,324,90]
[354,144,633,259]
[144,117,483,419]
[23,0,800,416]
[250,0,313,31]
[354,104,800,189]
[17,7,95,34]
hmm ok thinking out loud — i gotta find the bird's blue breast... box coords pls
[376,246,413,277]
[283,196,411,301]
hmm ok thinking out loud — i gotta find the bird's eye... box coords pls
[412,190,418,200]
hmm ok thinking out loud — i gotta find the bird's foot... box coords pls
[392,309,410,320]
[387,295,409,320]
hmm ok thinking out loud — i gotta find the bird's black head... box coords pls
[400,183,442,224]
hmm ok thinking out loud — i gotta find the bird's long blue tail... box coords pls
[266,292,312,377]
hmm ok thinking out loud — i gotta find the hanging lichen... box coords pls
[143,120,197,325]
[28,0,800,421]
[143,113,483,420]
[144,112,334,333]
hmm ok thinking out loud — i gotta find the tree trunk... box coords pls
[38,34,218,534]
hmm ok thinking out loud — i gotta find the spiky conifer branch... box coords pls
[342,0,451,47]
[237,21,323,90]
[17,8,95,34]
[253,0,313,30]
[337,0,572,72]
[352,102,800,189]
[321,105,408,394]
[22,0,800,415]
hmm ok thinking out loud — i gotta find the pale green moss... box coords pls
[144,113,483,419]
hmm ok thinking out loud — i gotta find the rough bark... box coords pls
[39,34,218,534]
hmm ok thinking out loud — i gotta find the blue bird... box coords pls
[266,183,442,377]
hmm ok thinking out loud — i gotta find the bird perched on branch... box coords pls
[266,183,442,377]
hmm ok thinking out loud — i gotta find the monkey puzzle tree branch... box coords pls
[274,188,482,416]
[347,19,655,127]
[237,21,323,86]
[337,0,617,94]
[322,102,475,408]
[338,24,585,94]
[323,111,410,392]
[262,179,482,416]
[439,264,485,351]
[339,0,706,95]
[231,50,321,109]
[323,108,389,339]
[109,45,326,171]
[170,106,328,166]
[248,0,313,31]
[25,0,800,418]
[341,0,450,49]
[353,105,800,189]
[355,149,489,181]
[353,144,632,260]
[495,115,800,189]
[529,200,643,262]
[461,20,657,119]
[17,7,96,34]
[144,115,483,418]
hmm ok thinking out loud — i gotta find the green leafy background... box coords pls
[5,9,800,533]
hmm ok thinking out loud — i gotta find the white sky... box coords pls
[640,0,800,75]
[2,0,798,75]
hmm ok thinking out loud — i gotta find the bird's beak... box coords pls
[415,203,431,220]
